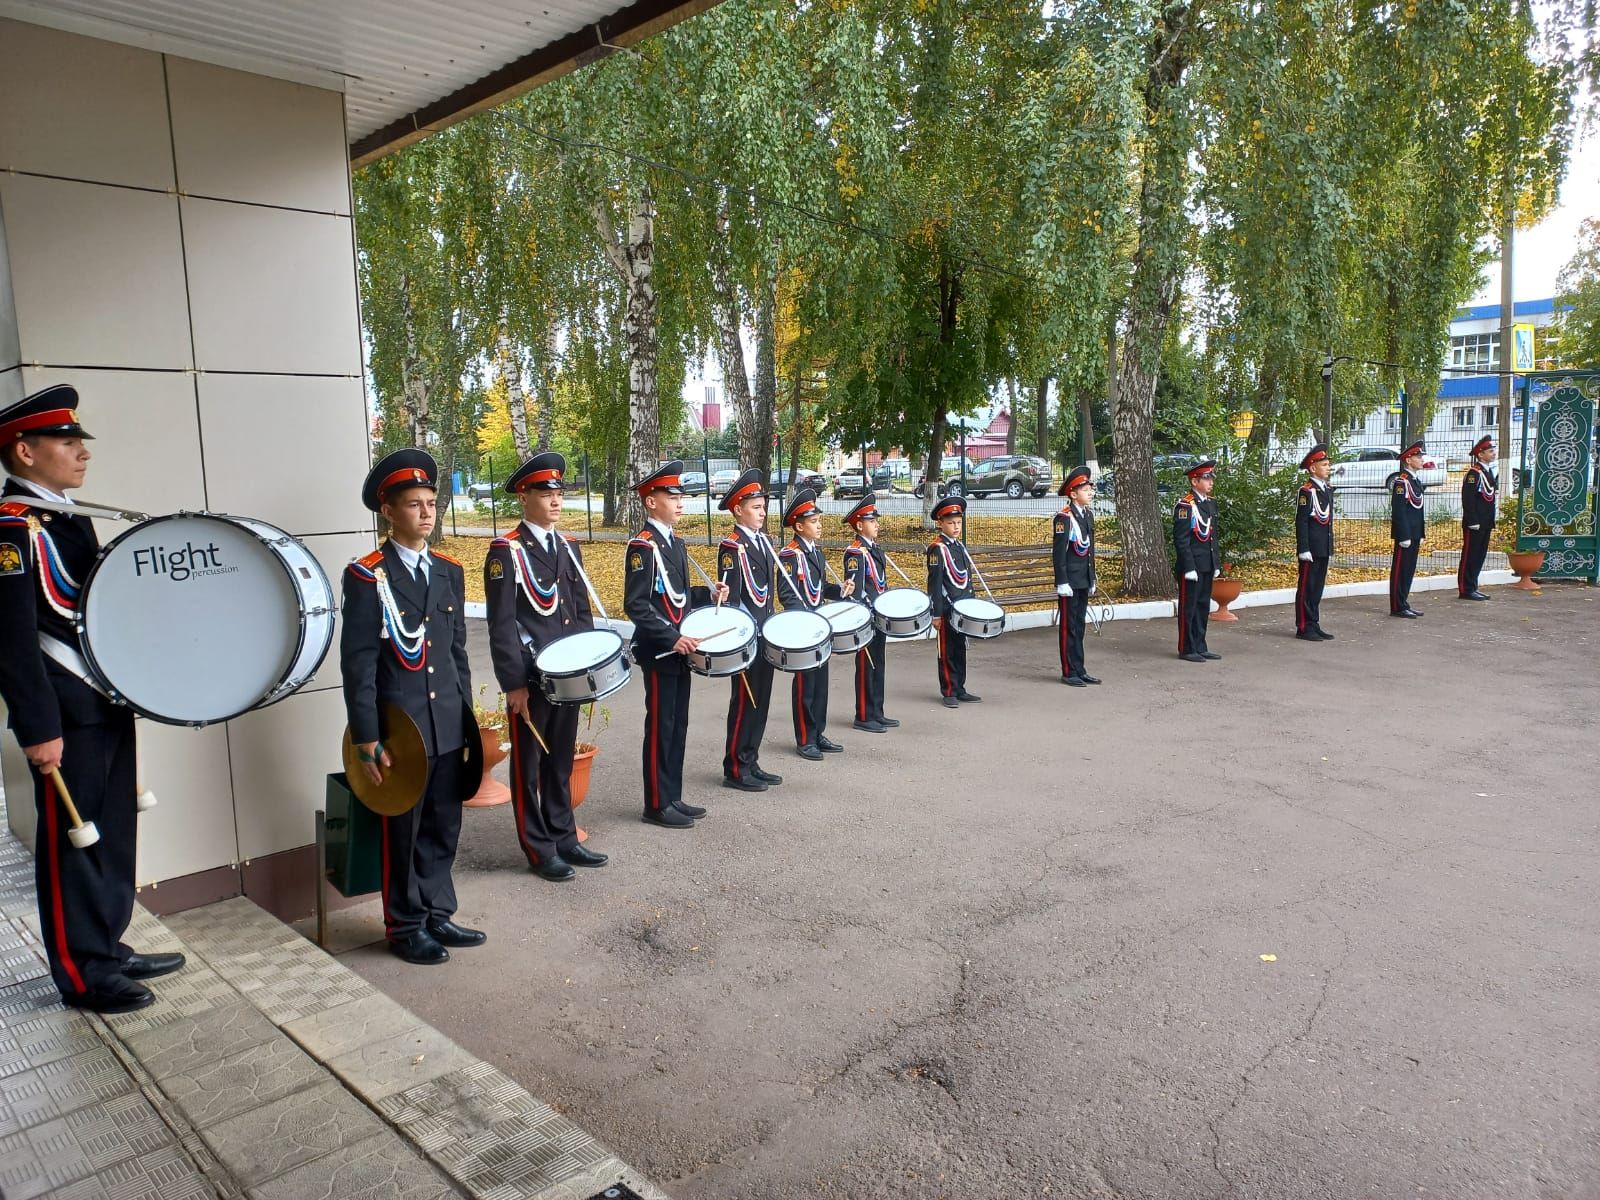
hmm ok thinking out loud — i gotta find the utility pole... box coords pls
[1498,60,1519,465]
[1321,351,1335,445]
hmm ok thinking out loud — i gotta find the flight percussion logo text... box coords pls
[132,541,239,582]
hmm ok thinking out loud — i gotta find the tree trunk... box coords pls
[754,274,777,479]
[1245,358,1280,461]
[926,408,948,529]
[602,447,618,526]
[1036,376,1051,464]
[711,207,759,471]
[497,328,532,461]
[1005,377,1018,454]
[595,185,659,531]
[535,325,557,453]
[399,277,430,449]
[1113,2,1192,598]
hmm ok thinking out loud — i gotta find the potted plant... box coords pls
[1210,561,1243,621]
[465,688,512,808]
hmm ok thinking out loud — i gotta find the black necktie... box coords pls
[413,559,426,588]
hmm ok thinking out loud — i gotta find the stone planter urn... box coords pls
[1506,549,1546,592]
[1210,576,1243,621]
[464,725,511,808]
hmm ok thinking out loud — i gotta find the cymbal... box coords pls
[341,703,427,816]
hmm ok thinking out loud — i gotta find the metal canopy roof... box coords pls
[1,0,718,164]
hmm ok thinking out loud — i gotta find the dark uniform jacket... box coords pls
[926,533,976,617]
[777,538,840,610]
[1052,503,1096,591]
[718,526,779,627]
[0,481,117,744]
[1461,463,1498,529]
[843,537,889,604]
[1295,479,1335,558]
[484,523,594,694]
[340,541,471,758]
[1389,469,1427,544]
[1173,493,1222,575]
[624,524,710,674]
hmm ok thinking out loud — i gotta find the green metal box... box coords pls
[324,772,383,898]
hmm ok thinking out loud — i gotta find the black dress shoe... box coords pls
[123,951,185,980]
[1062,674,1087,687]
[1295,631,1322,641]
[852,720,888,732]
[942,695,959,708]
[1394,609,1419,619]
[753,765,784,784]
[797,744,824,760]
[1200,651,1222,660]
[426,920,486,947]
[1080,674,1102,685]
[1315,628,1335,640]
[1405,607,1424,617]
[674,800,708,818]
[1468,590,1490,601]
[877,717,900,728]
[1179,652,1207,662]
[532,857,576,882]
[817,735,844,753]
[564,844,609,868]
[390,931,449,965]
[956,691,982,702]
[724,774,767,791]
[62,974,154,1014]
[643,806,696,829]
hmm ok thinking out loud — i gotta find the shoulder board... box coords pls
[928,537,942,548]
[489,536,513,548]
[844,544,861,557]
[627,537,653,549]
[562,533,579,543]
[0,500,30,518]
[346,560,376,581]
[431,550,461,567]
[1299,480,1314,491]
[358,548,384,569]
[719,537,741,549]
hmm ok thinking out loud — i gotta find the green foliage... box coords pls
[1212,464,1302,566]
[1553,218,1600,368]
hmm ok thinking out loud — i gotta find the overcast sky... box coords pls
[1471,128,1598,306]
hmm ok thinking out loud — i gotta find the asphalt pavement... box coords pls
[340,582,1599,1200]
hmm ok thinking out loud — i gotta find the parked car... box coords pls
[709,468,740,497]
[1330,448,1446,491]
[913,457,977,499]
[967,454,1052,499]
[833,468,869,499]
[1100,453,1199,499]
[465,480,497,501]
[679,471,709,496]
[771,467,827,495]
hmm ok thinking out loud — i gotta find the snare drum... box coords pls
[816,600,874,654]
[681,606,758,677]
[534,628,631,704]
[761,610,833,672]
[77,513,334,726]
[872,587,933,638]
[948,596,1006,639]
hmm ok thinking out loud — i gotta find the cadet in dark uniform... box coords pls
[1173,460,1222,662]
[624,461,726,828]
[1388,441,1428,618]
[842,494,898,731]
[1294,444,1335,641]
[1458,435,1497,601]
[341,449,485,965]
[1052,465,1100,686]
[718,469,784,790]
[484,451,609,879]
[927,495,981,708]
[0,386,183,1013]
[777,488,849,759]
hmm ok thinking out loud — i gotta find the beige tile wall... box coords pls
[0,20,373,876]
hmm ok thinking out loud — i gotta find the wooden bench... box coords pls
[967,545,1059,609]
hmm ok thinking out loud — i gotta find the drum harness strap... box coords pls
[373,566,426,670]
[38,632,112,700]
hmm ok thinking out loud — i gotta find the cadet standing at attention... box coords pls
[1388,442,1428,618]
[1173,460,1222,662]
[777,487,849,759]
[624,461,727,828]
[1294,444,1335,641]
[1052,465,1100,686]
[717,468,784,791]
[484,451,609,880]
[927,495,982,708]
[842,493,899,731]
[342,449,485,965]
[1458,435,1497,601]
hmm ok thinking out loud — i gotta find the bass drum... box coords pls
[78,513,334,726]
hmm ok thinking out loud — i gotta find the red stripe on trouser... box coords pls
[1177,578,1188,652]
[42,778,86,993]
[856,653,868,721]
[1296,562,1308,632]
[794,673,808,745]
[728,682,745,778]
[647,672,661,809]
[379,812,394,936]
[1059,596,1071,673]
[1458,532,1469,595]
[1391,546,1401,611]
[509,721,539,864]
[937,621,951,695]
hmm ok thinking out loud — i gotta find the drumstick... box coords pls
[519,709,550,754]
[741,672,758,708]
[47,769,100,849]
[653,625,738,658]
[885,554,916,585]
[863,645,874,669]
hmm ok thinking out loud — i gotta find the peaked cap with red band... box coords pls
[717,467,770,512]
[1058,465,1093,496]
[1300,444,1330,470]
[1185,459,1217,480]
[507,450,566,494]
[0,384,93,443]
[1399,441,1426,462]
[362,448,437,512]
[931,494,967,521]
[1471,435,1494,456]
[783,486,822,527]
[844,493,881,525]
[635,460,685,498]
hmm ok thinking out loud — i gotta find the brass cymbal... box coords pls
[341,703,427,816]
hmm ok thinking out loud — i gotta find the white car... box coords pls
[709,468,740,497]
[1330,448,1447,491]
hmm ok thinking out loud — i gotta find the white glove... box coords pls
[1399,540,1412,548]
[1056,583,1072,596]
[1089,582,1098,596]
[1468,524,1480,530]
[1184,570,1198,581]
[1298,551,1312,562]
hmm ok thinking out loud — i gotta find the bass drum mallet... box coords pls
[47,769,100,849]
